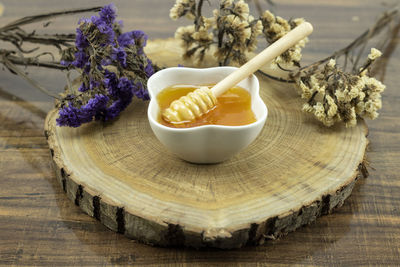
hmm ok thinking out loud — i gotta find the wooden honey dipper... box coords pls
[162,22,313,124]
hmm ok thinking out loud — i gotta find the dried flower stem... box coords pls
[253,0,275,17]
[0,49,66,70]
[257,69,295,83]
[195,0,204,31]
[297,6,399,75]
[370,20,400,80]
[169,0,396,127]
[0,6,104,99]
[0,31,75,50]
[1,52,61,99]
[257,6,399,84]
[0,6,102,32]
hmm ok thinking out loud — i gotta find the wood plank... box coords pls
[0,0,399,265]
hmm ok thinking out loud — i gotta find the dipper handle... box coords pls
[162,22,313,124]
[211,22,313,97]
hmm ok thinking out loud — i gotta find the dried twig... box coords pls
[0,6,102,32]
[0,50,66,70]
[369,20,400,81]
[194,0,204,31]
[1,52,61,99]
[0,31,75,47]
[252,6,399,84]
[257,69,295,83]
[298,6,399,75]
[252,0,275,17]
[0,6,103,99]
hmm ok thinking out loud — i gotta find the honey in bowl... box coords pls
[157,84,256,128]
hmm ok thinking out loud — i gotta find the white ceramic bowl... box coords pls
[147,67,268,164]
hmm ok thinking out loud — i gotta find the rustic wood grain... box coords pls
[44,38,368,249]
[1,0,400,265]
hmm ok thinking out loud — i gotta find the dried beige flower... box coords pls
[203,17,214,29]
[170,0,196,20]
[302,103,314,113]
[368,48,382,60]
[175,25,195,48]
[247,17,263,51]
[170,1,387,128]
[172,2,307,67]
[262,10,275,24]
[326,95,338,117]
[172,0,262,65]
[233,0,250,19]
[296,55,385,127]
[260,10,308,68]
[221,0,234,9]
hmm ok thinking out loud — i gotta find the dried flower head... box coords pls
[368,47,382,60]
[171,0,262,65]
[170,0,196,20]
[261,11,308,68]
[57,4,155,127]
[171,1,307,67]
[170,1,387,128]
[295,50,384,127]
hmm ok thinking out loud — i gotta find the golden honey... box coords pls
[157,84,256,128]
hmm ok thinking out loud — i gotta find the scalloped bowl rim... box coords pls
[147,66,268,131]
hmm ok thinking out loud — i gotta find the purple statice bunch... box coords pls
[57,3,156,127]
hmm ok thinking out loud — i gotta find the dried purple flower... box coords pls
[91,15,115,44]
[102,77,134,121]
[131,30,147,54]
[133,81,149,100]
[78,83,88,92]
[89,79,101,90]
[100,58,112,66]
[58,4,157,127]
[75,28,89,50]
[60,60,70,66]
[117,77,134,99]
[111,46,127,66]
[103,69,118,96]
[84,94,109,119]
[105,100,123,120]
[145,58,155,77]
[71,51,89,68]
[99,3,117,24]
[131,30,147,45]
[56,104,89,128]
[117,32,135,47]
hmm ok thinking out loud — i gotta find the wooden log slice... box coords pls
[44,38,368,249]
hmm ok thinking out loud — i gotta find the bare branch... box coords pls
[0,6,102,32]
[257,69,295,83]
[1,52,61,99]
[0,50,67,70]
[0,32,75,46]
[298,6,399,74]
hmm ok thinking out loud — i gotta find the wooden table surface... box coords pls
[1,0,399,266]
